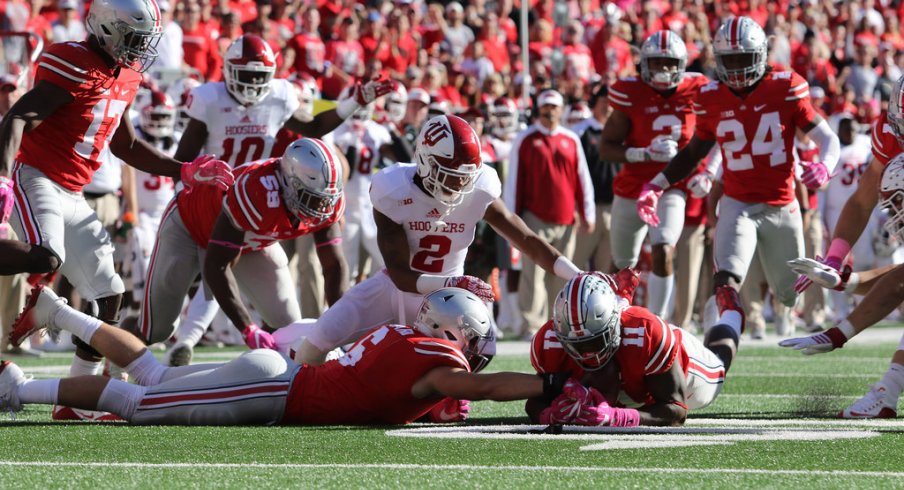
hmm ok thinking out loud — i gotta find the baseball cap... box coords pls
[446,1,463,13]
[408,88,430,106]
[58,0,78,10]
[537,89,563,107]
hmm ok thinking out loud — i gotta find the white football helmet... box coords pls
[879,153,904,244]
[888,74,904,145]
[279,138,343,221]
[553,273,622,371]
[640,30,688,91]
[386,83,408,123]
[139,89,176,138]
[415,115,483,207]
[490,97,519,138]
[223,35,277,106]
[712,16,768,90]
[86,0,162,73]
[166,77,201,132]
[290,73,318,121]
[414,287,495,372]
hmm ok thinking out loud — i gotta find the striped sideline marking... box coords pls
[0,461,900,478]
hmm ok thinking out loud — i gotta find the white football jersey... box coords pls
[186,79,299,167]
[823,134,872,224]
[370,163,501,276]
[488,136,513,163]
[332,120,391,220]
[134,127,179,217]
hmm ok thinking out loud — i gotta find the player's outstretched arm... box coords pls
[0,80,72,175]
[172,117,210,163]
[204,213,258,335]
[413,366,545,402]
[659,135,716,186]
[313,223,349,306]
[110,110,182,177]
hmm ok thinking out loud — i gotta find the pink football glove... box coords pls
[445,275,495,302]
[800,161,830,189]
[355,77,395,106]
[242,324,277,350]
[539,393,582,425]
[0,176,13,226]
[181,154,235,191]
[428,397,470,423]
[591,268,640,303]
[574,399,641,427]
[793,255,842,294]
[636,183,663,226]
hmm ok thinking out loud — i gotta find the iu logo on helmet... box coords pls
[421,120,450,147]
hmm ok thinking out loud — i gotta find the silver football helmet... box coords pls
[640,30,688,91]
[879,153,904,244]
[888,74,904,145]
[553,273,622,371]
[279,138,343,221]
[86,0,162,73]
[712,16,768,90]
[414,287,495,372]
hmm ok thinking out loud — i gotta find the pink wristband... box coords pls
[611,407,641,427]
[315,237,343,248]
[826,238,851,262]
[209,239,244,250]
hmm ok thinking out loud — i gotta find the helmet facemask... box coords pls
[641,56,685,91]
[417,152,479,207]
[553,274,622,371]
[889,79,904,145]
[880,189,904,245]
[115,22,161,72]
[283,174,341,222]
[227,64,275,106]
[715,49,766,90]
[559,323,621,370]
[141,106,175,138]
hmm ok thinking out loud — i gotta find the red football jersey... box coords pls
[608,73,709,199]
[282,325,470,425]
[18,41,141,192]
[870,111,903,166]
[177,158,342,250]
[530,306,689,407]
[694,70,819,205]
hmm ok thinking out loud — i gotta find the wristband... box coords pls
[416,274,449,294]
[553,256,581,280]
[611,407,641,427]
[541,372,570,401]
[335,96,361,119]
[836,319,856,340]
[625,147,648,163]
[826,238,852,263]
[649,172,670,190]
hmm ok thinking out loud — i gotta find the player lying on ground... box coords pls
[525,271,738,426]
[781,155,904,419]
[2,285,593,425]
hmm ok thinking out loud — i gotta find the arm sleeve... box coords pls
[807,119,841,173]
[502,132,525,214]
[573,132,596,225]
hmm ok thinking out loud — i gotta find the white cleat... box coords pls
[0,361,28,414]
[839,384,898,419]
[9,285,67,347]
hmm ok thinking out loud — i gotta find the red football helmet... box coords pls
[415,115,482,207]
[490,97,519,138]
[223,35,276,106]
[139,90,176,138]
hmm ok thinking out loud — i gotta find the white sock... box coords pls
[17,379,59,405]
[124,350,167,386]
[69,356,102,377]
[53,305,103,345]
[879,363,904,405]
[647,274,673,319]
[175,291,219,347]
[718,311,743,337]
[96,379,147,420]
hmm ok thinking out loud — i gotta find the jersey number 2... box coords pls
[411,235,452,273]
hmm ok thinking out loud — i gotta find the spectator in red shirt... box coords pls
[478,12,511,74]
[282,7,326,79]
[379,10,419,79]
[562,21,595,86]
[181,1,222,81]
[590,16,632,82]
[322,15,365,99]
[241,0,284,60]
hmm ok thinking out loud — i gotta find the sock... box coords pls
[879,363,904,405]
[17,379,59,405]
[124,350,167,386]
[96,379,147,420]
[718,311,743,337]
[647,274,673,319]
[702,295,719,333]
[175,292,219,347]
[53,306,103,345]
[69,357,102,377]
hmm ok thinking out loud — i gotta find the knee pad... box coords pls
[72,335,103,359]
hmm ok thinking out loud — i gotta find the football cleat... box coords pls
[839,384,898,419]
[52,405,124,422]
[165,342,194,367]
[0,361,28,414]
[715,285,746,333]
[8,284,66,347]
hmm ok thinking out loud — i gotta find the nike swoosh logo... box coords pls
[675,105,686,111]
[754,104,767,112]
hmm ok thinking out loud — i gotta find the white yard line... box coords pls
[0,461,900,478]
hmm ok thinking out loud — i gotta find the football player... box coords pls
[288,115,591,365]
[130,138,347,354]
[0,0,232,419]
[783,153,904,419]
[637,17,840,349]
[174,33,393,168]
[527,272,734,426]
[4,285,592,426]
[600,30,711,319]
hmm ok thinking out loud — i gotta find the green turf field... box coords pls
[1,328,902,489]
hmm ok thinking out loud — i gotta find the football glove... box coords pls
[0,176,13,226]
[686,172,713,199]
[800,161,830,189]
[445,275,495,302]
[792,255,843,294]
[646,135,679,162]
[636,183,663,226]
[356,77,394,105]
[242,324,276,350]
[427,397,470,423]
[181,154,234,191]
[778,327,849,355]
